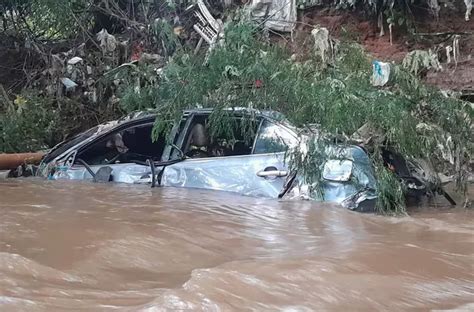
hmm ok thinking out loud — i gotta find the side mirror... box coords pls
[322,159,353,182]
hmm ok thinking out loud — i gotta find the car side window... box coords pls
[76,123,167,165]
[253,120,298,154]
[179,114,259,159]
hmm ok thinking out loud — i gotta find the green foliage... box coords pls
[385,6,416,34]
[287,137,329,200]
[374,158,406,214]
[0,92,114,153]
[105,62,161,113]
[0,95,54,152]
[402,49,441,76]
[151,18,181,57]
[29,0,92,39]
[1,0,93,39]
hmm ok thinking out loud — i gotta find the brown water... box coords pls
[0,180,473,311]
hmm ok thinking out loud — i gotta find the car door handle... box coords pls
[257,167,288,178]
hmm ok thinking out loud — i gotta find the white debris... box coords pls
[371,61,391,87]
[249,0,297,32]
[428,0,440,17]
[465,0,472,21]
[96,29,117,52]
[311,27,330,64]
[438,135,455,165]
[193,0,223,45]
[452,35,461,65]
[139,53,161,63]
[446,46,453,63]
[67,57,83,65]
[60,78,78,91]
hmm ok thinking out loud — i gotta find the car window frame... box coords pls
[252,118,299,155]
[174,112,263,161]
[168,112,196,160]
[71,116,170,166]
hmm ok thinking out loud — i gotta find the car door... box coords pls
[161,114,298,198]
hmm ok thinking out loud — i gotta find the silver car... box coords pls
[38,108,378,211]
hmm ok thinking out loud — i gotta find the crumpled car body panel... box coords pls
[161,153,287,198]
[283,145,377,210]
[51,147,377,211]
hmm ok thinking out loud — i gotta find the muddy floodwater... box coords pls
[0,180,473,311]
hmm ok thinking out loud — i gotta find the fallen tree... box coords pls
[110,20,471,213]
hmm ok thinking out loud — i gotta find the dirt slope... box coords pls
[300,8,473,93]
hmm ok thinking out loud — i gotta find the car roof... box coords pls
[182,107,283,119]
[120,107,287,124]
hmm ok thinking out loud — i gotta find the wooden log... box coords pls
[0,152,45,170]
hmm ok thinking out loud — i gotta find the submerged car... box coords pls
[37,108,439,212]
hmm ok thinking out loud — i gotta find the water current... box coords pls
[0,179,473,311]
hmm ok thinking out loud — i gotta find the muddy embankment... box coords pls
[293,7,474,96]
